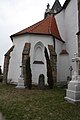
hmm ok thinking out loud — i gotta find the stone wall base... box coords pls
[56,81,67,87]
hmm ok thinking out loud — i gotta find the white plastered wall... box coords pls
[64,0,78,74]
[55,39,69,82]
[55,9,69,82]
[55,10,66,41]
[55,0,78,80]
[8,34,54,84]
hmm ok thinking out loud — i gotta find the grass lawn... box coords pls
[0,83,80,120]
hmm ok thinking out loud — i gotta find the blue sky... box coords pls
[0,0,65,69]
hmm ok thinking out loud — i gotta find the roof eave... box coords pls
[53,36,65,43]
[10,32,65,43]
[10,32,53,38]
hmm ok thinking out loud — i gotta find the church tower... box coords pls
[51,0,62,14]
[44,0,62,18]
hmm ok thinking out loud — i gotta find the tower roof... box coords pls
[11,15,63,42]
[51,0,62,13]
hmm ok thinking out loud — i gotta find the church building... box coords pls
[3,0,80,89]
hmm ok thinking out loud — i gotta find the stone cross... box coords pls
[65,53,80,103]
[47,3,50,9]
[20,66,23,78]
[16,65,25,88]
[72,53,80,75]
[69,66,73,79]
[45,3,50,13]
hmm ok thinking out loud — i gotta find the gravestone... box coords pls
[16,66,25,88]
[65,53,80,103]
[38,74,45,90]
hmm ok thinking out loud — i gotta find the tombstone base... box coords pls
[65,74,80,103]
[16,78,25,89]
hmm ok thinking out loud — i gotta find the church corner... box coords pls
[3,0,80,91]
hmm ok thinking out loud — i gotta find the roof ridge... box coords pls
[28,17,49,32]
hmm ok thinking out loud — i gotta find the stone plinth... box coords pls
[65,74,80,103]
[16,77,25,88]
[16,65,25,88]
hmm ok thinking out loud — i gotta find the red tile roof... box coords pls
[11,15,63,42]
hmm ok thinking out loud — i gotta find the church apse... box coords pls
[21,42,57,89]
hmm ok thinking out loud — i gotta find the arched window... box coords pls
[33,42,44,64]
